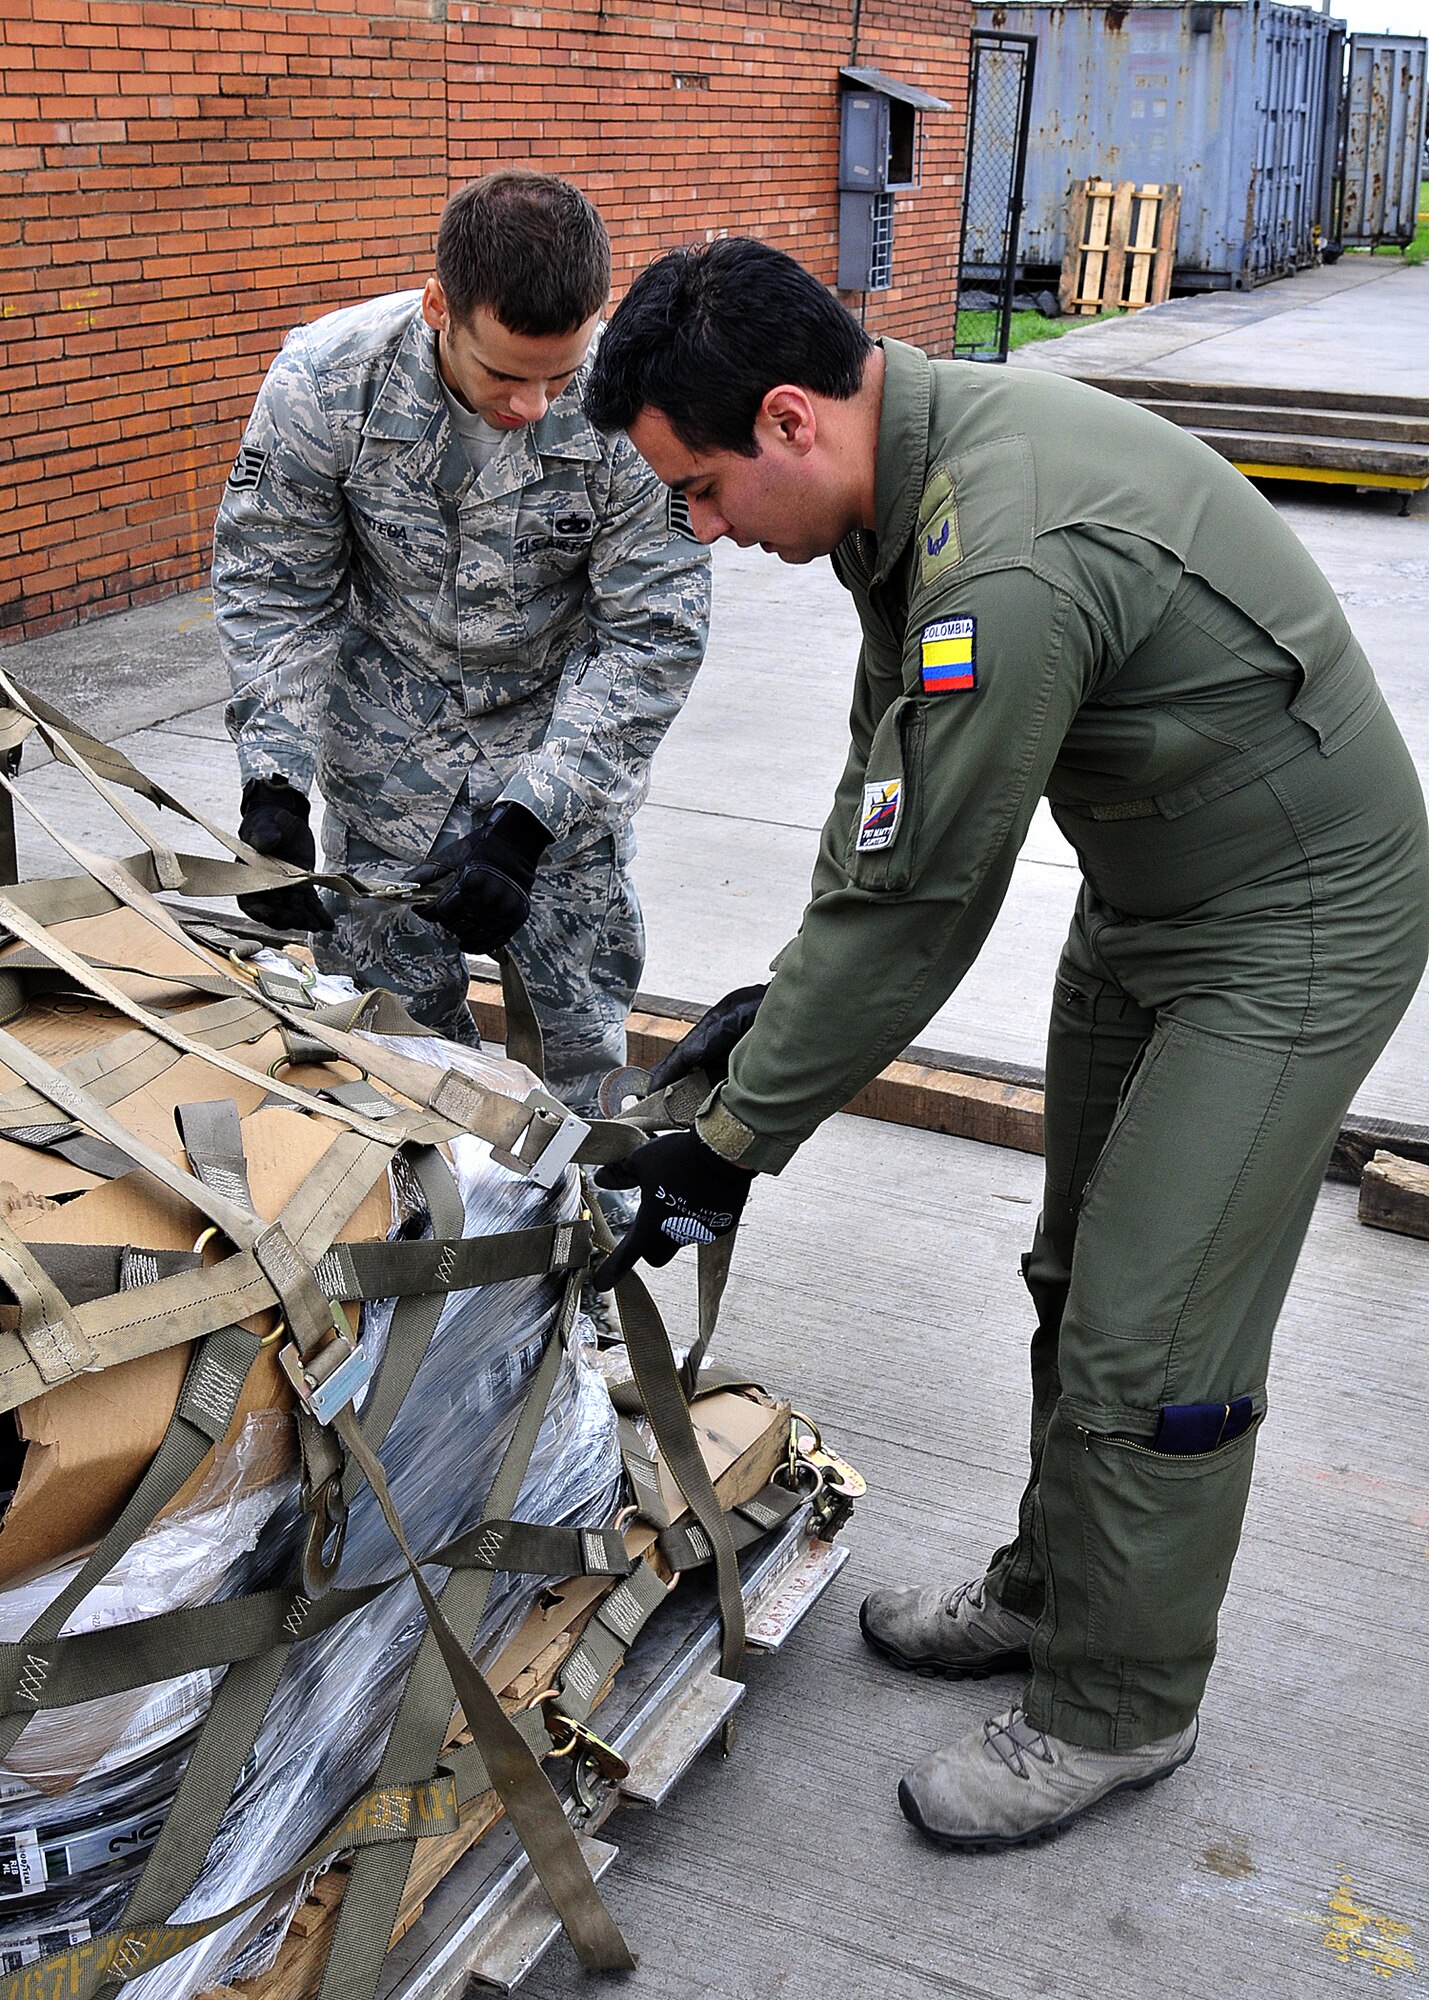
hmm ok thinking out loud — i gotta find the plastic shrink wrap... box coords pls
[0,1033,624,1997]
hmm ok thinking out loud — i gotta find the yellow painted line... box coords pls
[1321,1871,1417,1980]
[1233,461,1429,493]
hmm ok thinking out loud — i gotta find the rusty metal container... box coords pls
[974,1,1346,289]
[1340,32,1428,249]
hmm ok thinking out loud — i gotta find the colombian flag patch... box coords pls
[921,615,977,693]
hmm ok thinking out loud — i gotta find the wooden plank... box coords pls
[1151,183,1181,305]
[1067,375,1429,421]
[1122,185,1157,307]
[1196,429,1429,478]
[1124,400,1429,445]
[204,1391,790,2000]
[1058,179,1090,316]
[1357,1150,1429,1240]
[1101,180,1134,313]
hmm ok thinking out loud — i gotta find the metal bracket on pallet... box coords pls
[745,1534,849,1652]
[384,1823,619,1999]
[617,1668,744,1807]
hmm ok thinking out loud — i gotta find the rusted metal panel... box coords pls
[975,1,1346,289]
[1341,33,1429,249]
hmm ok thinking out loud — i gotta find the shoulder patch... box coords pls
[917,466,962,585]
[666,488,699,542]
[227,445,269,493]
[921,615,977,693]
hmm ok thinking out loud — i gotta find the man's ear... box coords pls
[758,385,818,455]
[421,278,449,334]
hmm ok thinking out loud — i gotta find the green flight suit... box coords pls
[697,338,1429,1749]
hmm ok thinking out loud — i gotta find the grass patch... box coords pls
[955,305,1126,355]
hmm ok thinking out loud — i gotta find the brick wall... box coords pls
[2,0,971,642]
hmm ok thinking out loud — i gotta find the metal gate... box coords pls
[954,30,1037,363]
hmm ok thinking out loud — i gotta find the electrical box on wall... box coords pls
[837,66,950,290]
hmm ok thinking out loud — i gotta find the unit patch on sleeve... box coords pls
[226,446,270,493]
[666,488,699,541]
[856,779,903,853]
[917,466,962,585]
[920,615,977,693]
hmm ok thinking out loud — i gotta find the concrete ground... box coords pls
[1005,255,1429,399]
[1,271,1426,1997]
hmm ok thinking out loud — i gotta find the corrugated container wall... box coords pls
[974,0,1345,288]
[1341,34,1429,247]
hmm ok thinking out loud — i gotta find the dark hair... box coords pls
[435,171,610,336]
[584,237,872,455]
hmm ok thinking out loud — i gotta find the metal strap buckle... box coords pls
[278,1307,373,1424]
[493,1089,591,1189]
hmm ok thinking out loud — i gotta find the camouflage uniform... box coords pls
[213,291,710,1115]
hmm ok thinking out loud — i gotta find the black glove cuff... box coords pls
[486,801,554,874]
[241,775,311,824]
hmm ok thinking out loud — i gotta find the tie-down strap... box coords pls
[0,1470,801,1719]
[8,1219,592,1312]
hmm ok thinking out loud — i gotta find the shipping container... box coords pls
[972,0,1346,290]
[1340,33,1429,249]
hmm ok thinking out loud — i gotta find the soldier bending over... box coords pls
[213,171,710,1131]
[582,237,1429,1849]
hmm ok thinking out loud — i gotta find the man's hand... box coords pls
[592,1130,755,1288]
[647,982,769,1094]
[411,803,552,956]
[237,778,334,934]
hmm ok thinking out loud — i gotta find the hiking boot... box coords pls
[859,1576,1035,1679]
[898,1704,1198,1851]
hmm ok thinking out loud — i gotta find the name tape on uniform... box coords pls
[856,779,902,852]
[921,615,977,694]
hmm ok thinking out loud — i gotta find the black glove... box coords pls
[647,982,769,1094]
[592,1129,754,1288]
[237,777,334,934]
[410,802,552,955]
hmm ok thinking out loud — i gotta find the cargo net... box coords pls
[0,668,807,1998]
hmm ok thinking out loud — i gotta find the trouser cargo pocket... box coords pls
[1027,1408,1264,1745]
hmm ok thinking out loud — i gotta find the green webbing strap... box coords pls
[92,1149,464,2000]
[0,890,398,1147]
[610,1267,746,1683]
[174,1098,254,1211]
[548,1557,673,1729]
[616,1414,670,1528]
[318,1283,635,1996]
[0,996,273,1142]
[0,1322,263,1762]
[2,1759,466,2000]
[0,1461,651,1717]
[438,1518,631,1580]
[494,947,544,1077]
[679,1231,736,1400]
[656,1477,805,1572]
[0,1209,95,1384]
[0,670,382,909]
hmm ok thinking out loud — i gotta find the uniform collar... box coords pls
[867,336,932,585]
[362,306,605,479]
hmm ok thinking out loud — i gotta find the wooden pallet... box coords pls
[1060,179,1181,316]
[198,1388,790,2000]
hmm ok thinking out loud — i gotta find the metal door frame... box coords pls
[954,29,1037,363]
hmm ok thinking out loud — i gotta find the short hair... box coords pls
[584,237,873,456]
[435,171,610,336]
